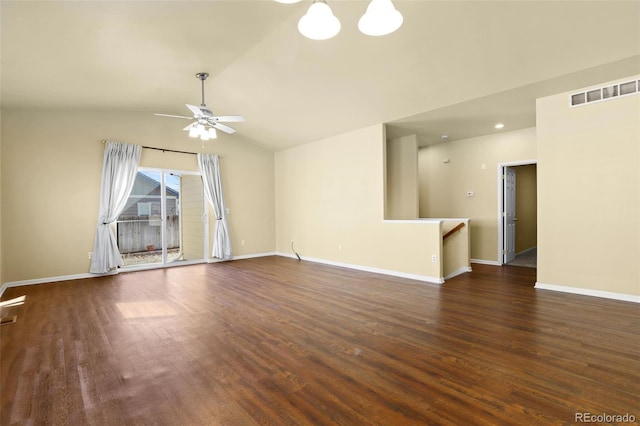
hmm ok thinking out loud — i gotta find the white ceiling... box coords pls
[2,1,639,151]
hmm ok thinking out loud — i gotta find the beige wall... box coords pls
[1,109,275,283]
[418,127,537,261]
[537,76,640,296]
[275,124,443,281]
[181,174,205,261]
[386,135,418,219]
[0,108,3,285]
[514,164,537,254]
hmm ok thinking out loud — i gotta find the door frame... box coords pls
[497,160,537,265]
[120,167,209,272]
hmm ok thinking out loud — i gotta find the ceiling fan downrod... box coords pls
[196,72,209,107]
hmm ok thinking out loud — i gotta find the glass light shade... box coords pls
[298,1,341,40]
[188,126,199,138]
[208,128,217,139]
[358,0,403,36]
[200,131,210,141]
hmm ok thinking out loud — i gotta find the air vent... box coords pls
[571,79,639,107]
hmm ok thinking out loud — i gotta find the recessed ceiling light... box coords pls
[494,123,505,129]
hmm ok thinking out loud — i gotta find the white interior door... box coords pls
[503,167,517,264]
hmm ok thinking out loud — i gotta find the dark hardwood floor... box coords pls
[1,257,638,425]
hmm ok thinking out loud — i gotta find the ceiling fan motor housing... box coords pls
[199,106,214,118]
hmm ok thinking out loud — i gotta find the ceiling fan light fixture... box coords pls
[298,0,341,40]
[358,0,403,36]
[209,128,218,139]
[188,125,199,138]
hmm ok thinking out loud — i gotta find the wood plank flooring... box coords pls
[1,257,638,425]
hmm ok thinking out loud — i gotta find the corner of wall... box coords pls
[386,134,419,220]
[0,107,4,289]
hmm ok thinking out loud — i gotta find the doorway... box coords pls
[116,168,207,267]
[498,161,537,267]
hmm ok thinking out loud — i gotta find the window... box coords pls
[571,79,639,106]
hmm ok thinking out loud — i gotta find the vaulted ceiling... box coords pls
[2,1,639,151]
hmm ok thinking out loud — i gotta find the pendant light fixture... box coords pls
[275,0,402,39]
[298,0,341,40]
[358,0,403,36]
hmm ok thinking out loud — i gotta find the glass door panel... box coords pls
[117,170,163,266]
[165,172,182,263]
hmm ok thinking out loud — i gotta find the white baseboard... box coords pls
[1,252,445,295]
[0,271,116,298]
[0,253,279,297]
[444,266,472,281]
[516,246,537,257]
[471,258,501,266]
[276,252,444,284]
[535,282,640,303]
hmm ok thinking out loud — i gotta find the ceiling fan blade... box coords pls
[154,113,193,120]
[212,115,245,123]
[182,122,198,131]
[211,122,236,134]
[186,104,203,116]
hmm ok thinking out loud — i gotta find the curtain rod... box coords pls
[100,140,197,156]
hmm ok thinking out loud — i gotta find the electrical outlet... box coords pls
[88,252,92,260]
[241,240,245,246]
[431,255,437,263]
[338,244,343,252]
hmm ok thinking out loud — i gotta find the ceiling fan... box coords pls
[154,72,244,141]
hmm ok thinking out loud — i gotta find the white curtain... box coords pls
[198,153,233,260]
[90,142,141,273]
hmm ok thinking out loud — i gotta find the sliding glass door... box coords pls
[116,168,206,267]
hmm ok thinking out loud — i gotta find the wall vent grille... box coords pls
[570,79,639,107]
